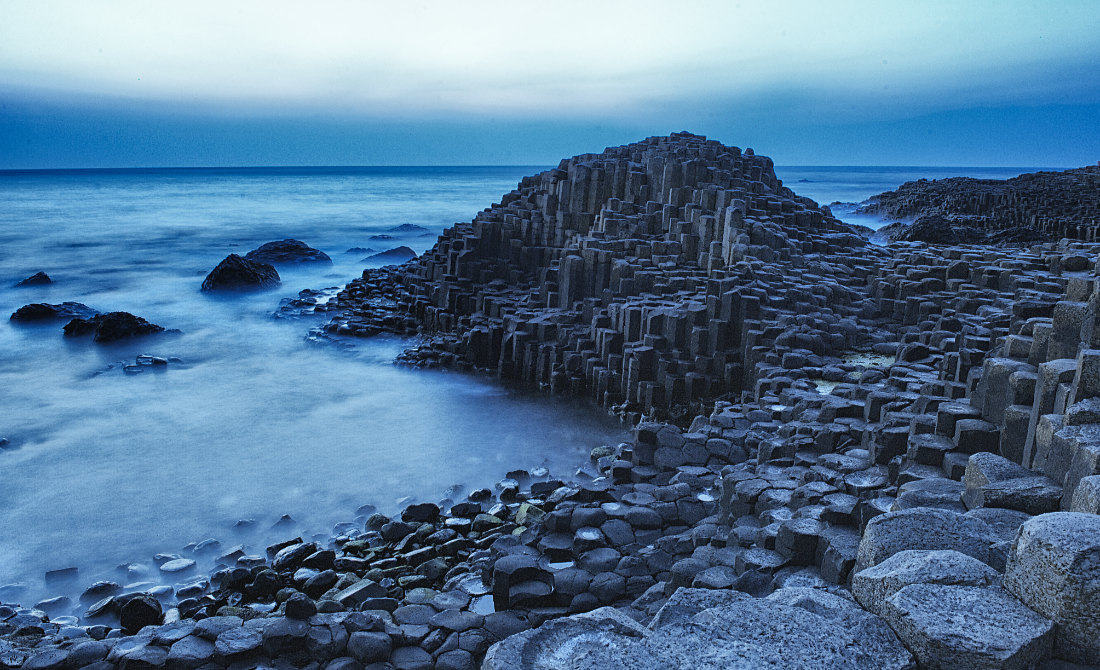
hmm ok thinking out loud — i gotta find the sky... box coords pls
[1,0,1099,168]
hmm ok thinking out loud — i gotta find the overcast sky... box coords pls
[2,0,1099,167]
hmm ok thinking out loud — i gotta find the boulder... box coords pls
[963,452,1063,515]
[1003,512,1100,663]
[483,589,914,670]
[10,302,97,322]
[880,584,1052,669]
[244,239,331,265]
[646,587,750,629]
[201,254,280,292]
[119,594,162,634]
[1067,474,1100,513]
[481,606,650,670]
[856,507,1000,572]
[852,549,1000,616]
[363,246,416,265]
[63,311,166,342]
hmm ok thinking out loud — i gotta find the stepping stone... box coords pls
[880,584,1052,670]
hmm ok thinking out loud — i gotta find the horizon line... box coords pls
[0,163,1077,174]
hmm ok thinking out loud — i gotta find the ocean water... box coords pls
[0,164,1047,608]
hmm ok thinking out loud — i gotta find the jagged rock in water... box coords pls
[201,254,281,292]
[63,312,166,342]
[244,239,331,265]
[362,246,416,264]
[15,272,52,287]
[10,302,98,322]
[388,223,430,233]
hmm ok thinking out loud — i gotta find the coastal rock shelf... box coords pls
[854,165,1100,243]
[4,134,1100,669]
[318,132,876,424]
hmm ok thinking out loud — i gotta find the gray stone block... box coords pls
[856,507,999,572]
[881,584,1053,670]
[963,452,1063,515]
[1067,474,1100,513]
[852,549,1000,617]
[1003,512,1100,664]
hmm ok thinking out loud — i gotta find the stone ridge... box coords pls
[854,166,1100,242]
[316,132,880,423]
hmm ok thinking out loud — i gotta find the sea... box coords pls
[0,163,1052,607]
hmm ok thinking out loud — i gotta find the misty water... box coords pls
[0,164,1045,608]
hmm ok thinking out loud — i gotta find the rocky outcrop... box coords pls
[10,302,97,322]
[362,246,417,264]
[14,272,51,287]
[62,312,166,342]
[853,166,1100,243]
[244,239,331,265]
[201,254,281,292]
[320,132,870,424]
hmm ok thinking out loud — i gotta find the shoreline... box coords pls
[3,134,1099,668]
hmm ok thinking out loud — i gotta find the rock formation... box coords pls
[201,254,281,292]
[14,272,51,287]
[62,312,166,342]
[10,302,97,322]
[363,246,417,265]
[853,166,1100,243]
[244,239,331,265]
[4,134,1100,669]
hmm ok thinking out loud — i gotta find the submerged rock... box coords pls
[363,246,416,265]
[201,254,281,292]
[63,312,166,342]
[10,302,97,322]
[244,239,331,265]
[388,223,430,234]
[15,271,52,287]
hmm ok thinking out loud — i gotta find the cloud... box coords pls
[2,0,1099,118]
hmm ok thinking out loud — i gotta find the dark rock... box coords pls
[15,272,51,287]
[401,503,440,523]
[346,631,391,664]
[362,247,416,265]
[10,302,97,322]
[285,591,318,619]
[119,594,162,634]
[388,224,430,234]
[63,311,166,342]
[244,239,332,265]
[201,254,280,292]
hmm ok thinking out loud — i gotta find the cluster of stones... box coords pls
[853,165,1100,242]
[4,135,1100,669]
[9,303,166,342]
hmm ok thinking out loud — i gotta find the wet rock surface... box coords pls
[244,239,332,265]
[363,246,417,264]
[201,254,281,292]
[14,272,51,287]
[10,302,98,322]
[5,134,1100,669]
[62,312,167,342]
